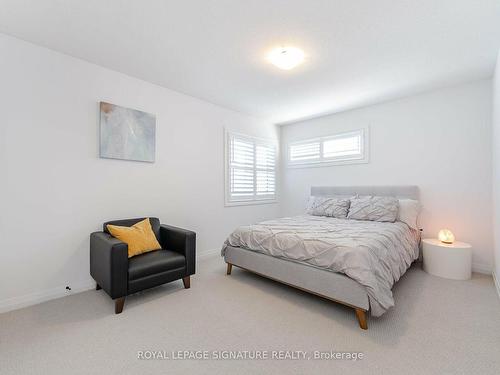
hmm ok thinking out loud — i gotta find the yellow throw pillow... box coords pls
[107,218,162,258]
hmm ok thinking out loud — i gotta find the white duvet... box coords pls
[222,215,420,316]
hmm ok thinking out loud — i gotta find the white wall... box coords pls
[492,51,500,288]
[0,34,279,311]
[280,80,493,272]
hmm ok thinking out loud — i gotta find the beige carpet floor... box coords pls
[1,255,499,375]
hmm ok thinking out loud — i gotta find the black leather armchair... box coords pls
[90,217,196,313]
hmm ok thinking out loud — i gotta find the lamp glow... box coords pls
[267,47,305,70]
[438,229,455,244]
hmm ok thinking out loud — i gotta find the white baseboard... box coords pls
[493,271,500,300]
[1,251,221,315]
[0,279,95,314]
[1,258,496,313]
[472,262,493,275]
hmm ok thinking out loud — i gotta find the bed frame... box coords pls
[224,185,419,330]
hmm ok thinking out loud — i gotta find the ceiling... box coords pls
[1,0,500,124]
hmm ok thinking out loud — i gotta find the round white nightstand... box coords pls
[422,239,472,280]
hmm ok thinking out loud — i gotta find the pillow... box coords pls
[347,196,398,222]
[397,199,421,229]
[107,218,162,258]
[306,196,350,218]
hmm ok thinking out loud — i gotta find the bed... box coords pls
[221,185,421,330]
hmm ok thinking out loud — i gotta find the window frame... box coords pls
[287,127,369,168]
[224,130,278,207]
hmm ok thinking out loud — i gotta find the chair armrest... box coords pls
[160,225,196,275]
[90,232,128,299]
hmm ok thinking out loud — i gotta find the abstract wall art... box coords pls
[99,102,156,162]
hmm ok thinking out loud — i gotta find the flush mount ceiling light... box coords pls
[267,47,305,70]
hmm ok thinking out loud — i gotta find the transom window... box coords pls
[225,131,277,205]
[288,128,368,167]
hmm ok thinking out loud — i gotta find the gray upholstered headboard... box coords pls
[311,185,419,200]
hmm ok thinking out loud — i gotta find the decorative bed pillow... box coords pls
[306,196,350,218]
[397,199,421,229]
[347,196,398,222]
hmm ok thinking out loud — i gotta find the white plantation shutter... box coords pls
[289,141,320,162]
[226,132,277,204]
[230,137,255,199]
[288,128,368,166]
[256,144,276,197]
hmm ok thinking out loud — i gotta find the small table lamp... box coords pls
[438,229,455,244]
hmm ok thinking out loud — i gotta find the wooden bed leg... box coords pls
[226,263,232,275]
[355,308,368,330]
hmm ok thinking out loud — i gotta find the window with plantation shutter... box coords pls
[289,141,320,162]
[225,131,277,205]
[288,128,369,167]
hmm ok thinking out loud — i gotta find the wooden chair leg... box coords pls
[96,284,102,290]
[182,276,191,289]
[226,263,232,275]
[115,297,125,314]
[355,308,368,330]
